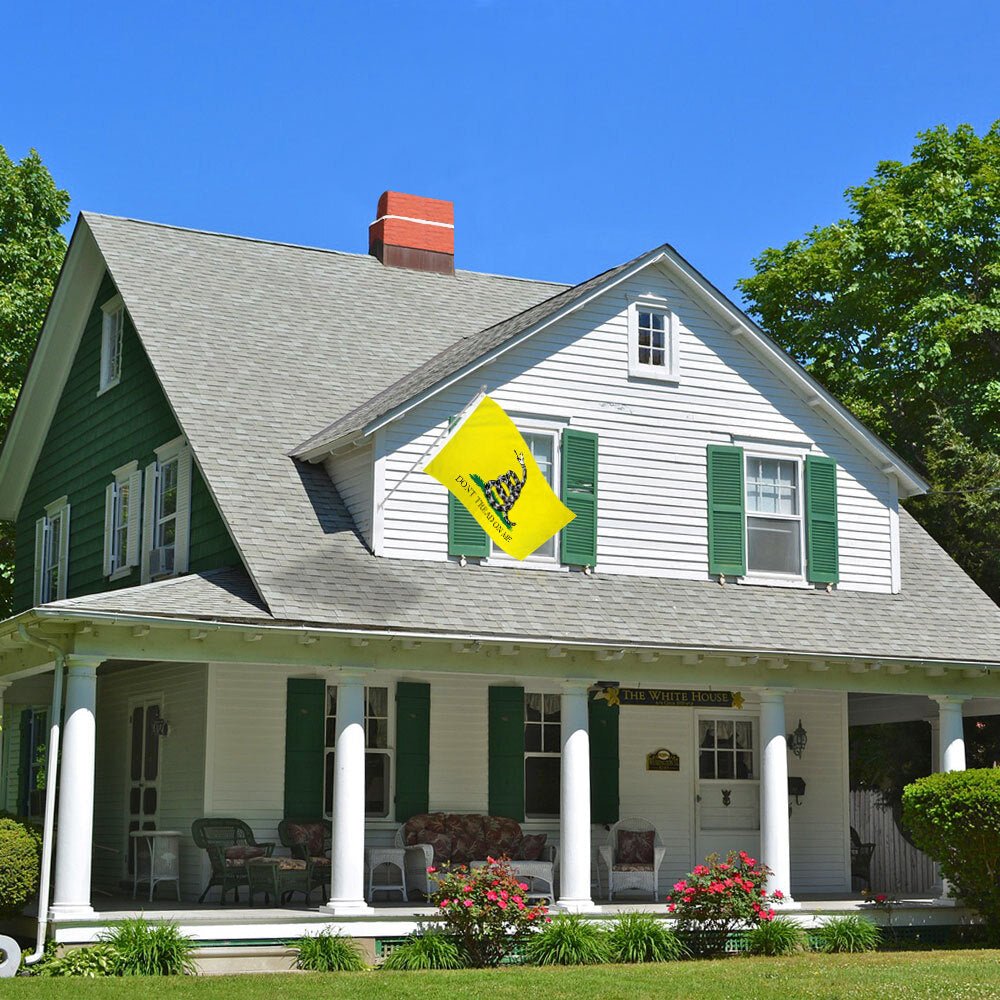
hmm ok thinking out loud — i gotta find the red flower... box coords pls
[773,890,784,900]
[426,866,437,873]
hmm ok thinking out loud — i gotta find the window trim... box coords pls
[524,689,561,820]
[484,420,563,567]
[106,461,140,581]
[627,296,679,383]
[323,682,395,820]
[36,496,70,604]
[739,444,810,589]
[99,294,125,395]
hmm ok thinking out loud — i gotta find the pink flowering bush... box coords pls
[665,851,784,955]
[427,857,548,967]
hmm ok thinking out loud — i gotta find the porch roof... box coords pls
[44,503,1000,666]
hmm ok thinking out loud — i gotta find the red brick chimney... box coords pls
[368,191,455,274]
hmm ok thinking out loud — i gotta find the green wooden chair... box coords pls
[191,818,275,904]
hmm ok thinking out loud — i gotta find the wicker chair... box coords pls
[191,818,275,904]
[850,826,875,889]
[598,817,666,900]
[277,818,331,900]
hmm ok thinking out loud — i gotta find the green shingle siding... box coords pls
[13,273,241,611]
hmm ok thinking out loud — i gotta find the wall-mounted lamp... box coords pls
[787,719,807,758]
[151,718,171,738]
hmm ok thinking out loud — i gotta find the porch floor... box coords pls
[10,891,978,947]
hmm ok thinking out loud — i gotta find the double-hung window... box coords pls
[524,692,561,817]
[141,437,192,582]
[99,295,125,393]
[627,298,679,381]
[104,462,142,579]
[745,455,803,578]
[324,685,392,818]
[34,498,71,604]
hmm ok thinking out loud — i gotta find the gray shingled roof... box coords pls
[77,213,1000,666]
[293,249,658,457]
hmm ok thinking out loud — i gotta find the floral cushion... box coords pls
[516,833,547,861]
[402,813,534,865]
[423,832,453,865]
[224,846,266,866]
[247,855,307,871]
[285,821,326,857]
[310,856,332,868]
[613,862,654,872]
[617,829,654,865]
[483,816,523,858]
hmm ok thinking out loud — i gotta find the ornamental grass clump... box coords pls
[381,929,466,971]
[813,915,881,953]
[523,914,610,966]
[100,918,196,976]
[607,912,688,963]
[665,850,785,957]
[743,915,808,956]
[295,930,367,972]
[428,857,549,967]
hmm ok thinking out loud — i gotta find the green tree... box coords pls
[0,147,70,616]
[738,122,1000,600]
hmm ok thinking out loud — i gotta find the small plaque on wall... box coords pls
[646,748,681,772]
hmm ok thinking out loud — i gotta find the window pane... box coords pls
[130,707,144,781]
[159,460,178,518]
[737,751,754,779]
[525,757,560,816]
[638,330,651,348]
[327,688,337,716]
[324,752,334,813]
[748,517,801,574]
[325,718,337,747]
[365,752,390,816]
[144,705,160,781]
[525,722,541,752]
[543,694,560,721]
[366,687,388,718]
[367,717,388,748]
[542,724,560,753]
[717,753,735,779]
[699,751,716,779]
[698,721,715,748]
[525,694,543,722]
[746,458,797,515]
[735,721,752,748]
[638,347,651,364]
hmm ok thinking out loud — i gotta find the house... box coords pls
[1,192,999,948]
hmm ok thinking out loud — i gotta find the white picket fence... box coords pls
[849,789,937,895]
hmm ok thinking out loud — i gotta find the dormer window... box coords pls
[627,299,678,382]
[141,436,192,582]
[100,295,125,394]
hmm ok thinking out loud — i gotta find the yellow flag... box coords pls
[424,395,575,560]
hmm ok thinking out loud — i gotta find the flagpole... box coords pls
[376,387,487,511]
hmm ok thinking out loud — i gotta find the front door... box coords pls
[126,700,163,876]
[694,713,761,863]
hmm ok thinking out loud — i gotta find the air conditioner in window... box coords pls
[149,545,175,578]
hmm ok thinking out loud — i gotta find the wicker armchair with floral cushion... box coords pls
[394,813,555,898]
[278,819,331,899]
[191,818,275,904]
[598,817,666,900]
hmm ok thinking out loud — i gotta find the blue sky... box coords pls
[6,1,999,299]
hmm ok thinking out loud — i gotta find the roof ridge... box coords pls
[81,212,566,286]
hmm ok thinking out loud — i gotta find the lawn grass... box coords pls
[6,951,1000,999]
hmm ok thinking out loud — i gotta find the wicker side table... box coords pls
[365,847,408,902]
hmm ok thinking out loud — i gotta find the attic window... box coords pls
[627,299,678,382]
[99,295,125,394]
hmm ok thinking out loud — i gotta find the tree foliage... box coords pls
[0,147,69,616]
[738,122,1000,600]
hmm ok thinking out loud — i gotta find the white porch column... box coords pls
[51,656,102,920]
[932,696,968,904]
[322,669,373,915]
[935,696,967,773]
[758,689,794,904]
[557,681,594,912]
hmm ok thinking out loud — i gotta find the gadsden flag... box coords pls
[424,395,575,560]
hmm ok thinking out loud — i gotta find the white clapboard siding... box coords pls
[93,663,208,900]
[375,269,895,592]
[849,789,937,895]
[325,441,374,550]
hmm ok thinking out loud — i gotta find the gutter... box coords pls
[15,625,67,969]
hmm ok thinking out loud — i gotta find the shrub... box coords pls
[0,817,41,918]
[523,914,610,966]
[35,945,118,978]
[101,918,196,975]
[902,769,1000,937]
[813,915,881,953]
[428,857,548,967]
[607,912,687,963]
[744,916,807,956]
[295,930,367,972]
[665,850,785,956]
[381,930,465,970]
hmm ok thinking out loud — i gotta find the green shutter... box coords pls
[806,455,840,585]
[488,686,525,821]
[560,429,598,566]
[707,444,746,577]
[447,415,490,558]
[284,678,326,818]
[589,695,619,825]
[395,682,431,822]
[448,492,490,558]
